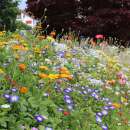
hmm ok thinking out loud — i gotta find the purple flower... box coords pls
[9,95,19,103]
[94,89,100,93]
[101,124,108,130]
[91,92,96,97]
[107,102,112,105]
[45,127,53,130]
[3,94,10,99]
[71,49,77,55]
[96,115,102,123]
[87,88,93,93]
[31,127,38,130]
[34,115,45,122]
[109,106,115,110]
[64,88,73,93]
[97,112,103,117]
[82,90,87,94]
[11,88,17,92]
[101,110,108,116]
[57,51,65,58]
[103,106,109,110]
[64,95,71,99]
[65,98,72,104]
[91,93,99,100]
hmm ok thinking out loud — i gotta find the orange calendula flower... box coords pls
[112,103,121,109]
[59,74,73,80]
[59,67,70,75]
[39,66,49,71]
[18,64,26,72]
[107,80,116,85]
[19,87,28,94]
[38,73,48,78]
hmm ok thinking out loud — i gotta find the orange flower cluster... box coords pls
[18,64,26,72]
[38,67,72,80]
[12,45,28,51]
[38,73,72,80]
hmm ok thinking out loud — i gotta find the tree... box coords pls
[26,0,130,43]
[0,0,19,31]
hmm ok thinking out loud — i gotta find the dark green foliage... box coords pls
[0,0,19,31]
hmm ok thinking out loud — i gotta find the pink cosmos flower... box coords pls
[95,34,104,39]
[119,79,126,85]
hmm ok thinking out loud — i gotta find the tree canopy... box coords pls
[0,0,19,31]
[26,0,130,42]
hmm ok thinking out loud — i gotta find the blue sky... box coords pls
[18,0,27,10]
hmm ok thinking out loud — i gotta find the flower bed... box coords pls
[0,31,130,130]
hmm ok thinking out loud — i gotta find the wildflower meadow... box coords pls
[0,30,130,130]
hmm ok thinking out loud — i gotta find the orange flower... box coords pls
[66,75,73,80]
[39,66,49,71]
[12,45,28,51]
[18,64,26,72]
[122,119,128,125]
[59,67,68,72]
[38,73,48,78]
[19,87,28,94]
[107,80,116,85]
[59,67,70,75]
[112,103,121,109]
[59,74,73,80]
[50,31,56,37]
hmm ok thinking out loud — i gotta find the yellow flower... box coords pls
[121,97,128,103]
[48,74,59,79]
[34,48,41,53]
[0,31,5,36]
[47,36,55,42]
[0,68,4,74]
[65,53,72,58]
[112,103,121,109]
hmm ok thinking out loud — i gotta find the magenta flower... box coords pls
[31,127,38,130]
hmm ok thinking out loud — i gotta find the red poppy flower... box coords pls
[63,111,70,116]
